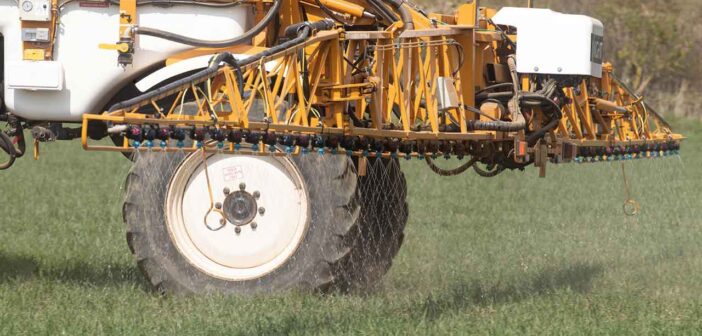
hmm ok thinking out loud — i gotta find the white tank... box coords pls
[0,1,250,121]
[492,7,604,78]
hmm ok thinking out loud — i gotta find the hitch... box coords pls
[31,124,82,142]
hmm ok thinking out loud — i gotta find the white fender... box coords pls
[135,55,213,92]
[135,54,280,93]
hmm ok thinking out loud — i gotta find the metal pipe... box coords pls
[109,20,335,112]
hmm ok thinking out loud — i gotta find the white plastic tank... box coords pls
[0,1,249,121]
[492,7,604,78]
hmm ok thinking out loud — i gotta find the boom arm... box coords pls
[22,0,687,176]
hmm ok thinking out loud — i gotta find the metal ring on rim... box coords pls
[166,153,309,281]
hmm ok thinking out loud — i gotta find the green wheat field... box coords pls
[0,119,700,335]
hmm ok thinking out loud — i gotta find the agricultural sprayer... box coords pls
[0,0,683,294]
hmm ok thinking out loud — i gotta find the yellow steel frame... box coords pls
[82,0,683,161]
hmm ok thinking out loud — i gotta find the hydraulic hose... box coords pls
[0,131,16,170]
[522,93,563,145]
[466,108,525,132]
[133,0,281,48]
[475,91,513,102]
[425,156,479,177]
[476,82,514,94]
[526,118,559,145]
[383,0,413,30]
[468,56,526,132]
[473,164,504,177]
[367,0,398,23]
[109,19,335,112]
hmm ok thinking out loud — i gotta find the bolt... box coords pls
[251,222,258,230]
[215,202,222,209]
[239,183,246,191]
[235,227,241,234]
[534,66,539,72]
[253,191,260,199]
[258,207,265,215]
[223,187,230,195]
[557,67,563,72]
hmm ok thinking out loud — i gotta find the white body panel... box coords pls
[0,2,249,121]
[6,60,63,90]
[492,7,604,78]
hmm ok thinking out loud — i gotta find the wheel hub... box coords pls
[166,153,310,280]
[223,190,258,226]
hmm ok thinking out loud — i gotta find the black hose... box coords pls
[425,156,478,177]
[133,0,281,48]
[466,117,525,132]
[521,93,561,114]
[476,82,513,94]
[109,19,335,112]
[476,91,513,102]
[526,118,559,146]
[521,93,563,146]
[367,0,398,23]
[473,164,504,177]
[383,0,413,30]
[450,41,464,77]
[0,131,16,170]
[468,56,525,132]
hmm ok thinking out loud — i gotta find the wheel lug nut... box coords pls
[223,187,230,195]
[219,218,226,225]
[234,227,241,234]
[239,183,246,190]
[253,191,260,199]
[258,207,265,215]
[215,202,222,209]
[251,222,258,230]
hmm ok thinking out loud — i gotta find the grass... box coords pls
[1,119,701,335]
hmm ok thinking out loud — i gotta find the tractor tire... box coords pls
[334,157,408,291]
[123,151,407,295]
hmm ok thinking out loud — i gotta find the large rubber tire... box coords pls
[123,152,408,295]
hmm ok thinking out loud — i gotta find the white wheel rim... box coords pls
[165,153,309,281]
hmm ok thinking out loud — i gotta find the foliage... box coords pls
[415,0,702,118]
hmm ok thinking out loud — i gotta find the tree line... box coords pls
[416,0,701,119]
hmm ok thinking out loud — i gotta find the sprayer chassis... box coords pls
[0,0,684,294]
